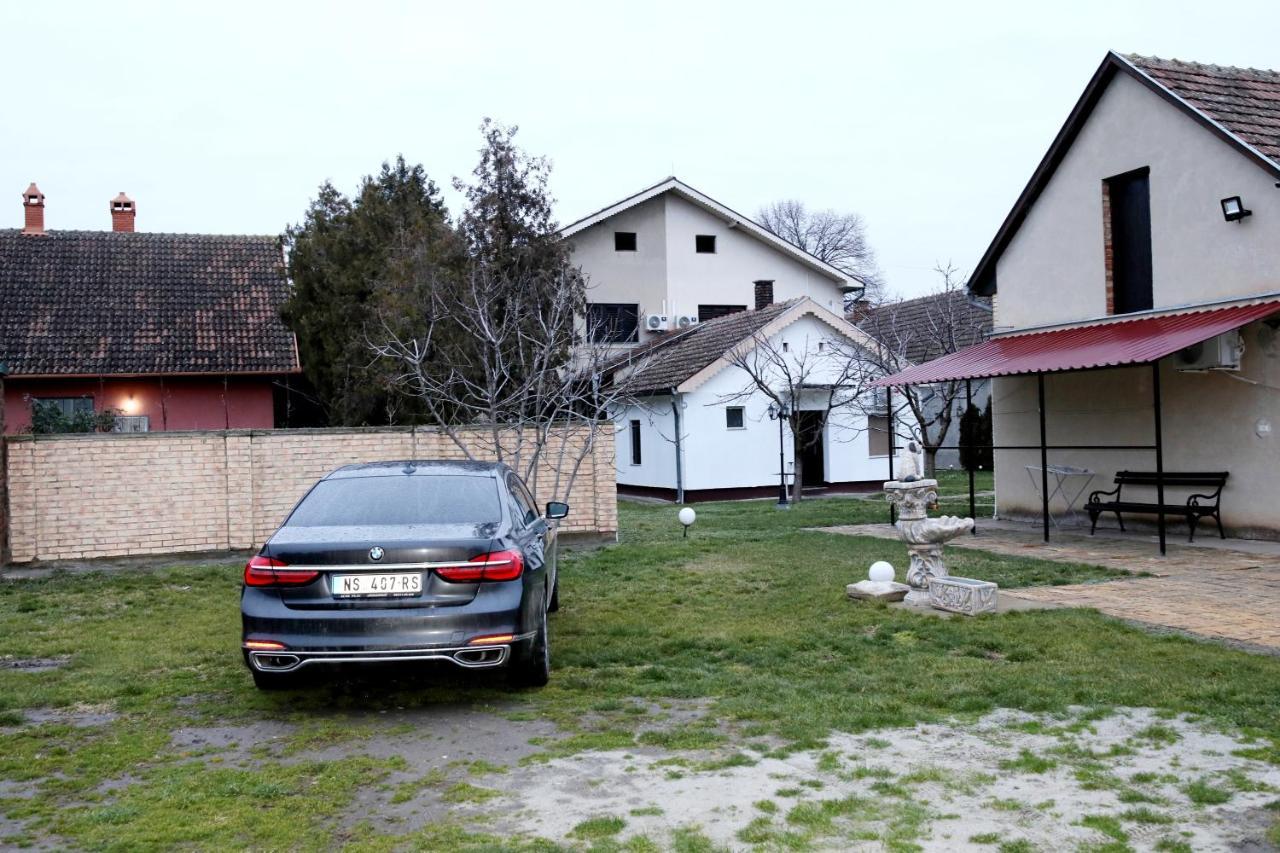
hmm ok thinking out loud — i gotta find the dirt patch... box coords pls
[488,707,1280,850]
[1,656,70,673]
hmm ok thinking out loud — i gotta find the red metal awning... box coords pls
[872,299,1280,386]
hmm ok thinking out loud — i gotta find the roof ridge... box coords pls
[1123,52,1280,81]
[0,228,278,241]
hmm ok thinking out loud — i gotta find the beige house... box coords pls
[877,52,1280,545]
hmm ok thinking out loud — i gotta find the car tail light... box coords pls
[436,549,525,583]
[243,640,287,651]
[468,634,515,645]
[243,555,319,588]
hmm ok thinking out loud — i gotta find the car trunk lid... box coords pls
[264,523,499,610]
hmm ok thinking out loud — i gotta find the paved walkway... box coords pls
[818,520,1280,653]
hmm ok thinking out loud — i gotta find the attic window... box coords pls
[782,342,789,353]
[614,232,637,252]
[725,407,745,429]
[695,235,716,254]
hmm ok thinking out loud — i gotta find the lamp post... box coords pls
[767,401,790,509]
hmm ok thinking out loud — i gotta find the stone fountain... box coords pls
[884,441,975,605]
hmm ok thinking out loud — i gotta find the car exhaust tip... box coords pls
[252,653,301,672]
[453,647,506,667]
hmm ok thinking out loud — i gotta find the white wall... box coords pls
[569,190,847,344]
[573,195,668,328]
[613,395,681,489]
[662,194,846,317]
[995,71,1280,331]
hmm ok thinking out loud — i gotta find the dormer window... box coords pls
[614,231,637,252]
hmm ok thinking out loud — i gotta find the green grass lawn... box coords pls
[2,498,1279,849]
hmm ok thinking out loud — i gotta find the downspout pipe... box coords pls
[671,390,684,504]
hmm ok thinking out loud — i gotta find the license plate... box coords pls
[332,572,422,597]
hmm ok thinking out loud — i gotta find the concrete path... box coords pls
[818,521,1280,653]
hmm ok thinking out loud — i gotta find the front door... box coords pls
[796,411,826,487]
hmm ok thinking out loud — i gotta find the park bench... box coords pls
[1085,471,1228,542]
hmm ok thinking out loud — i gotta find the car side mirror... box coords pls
[545,501,570,520]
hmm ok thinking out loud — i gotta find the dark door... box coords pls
[1108,168,1153,315]
[796,411,826,487]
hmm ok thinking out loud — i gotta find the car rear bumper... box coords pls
[240,582,535,672]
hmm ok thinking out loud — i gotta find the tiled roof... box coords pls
[856,290,992,364]
[611,300,796,394]
[0,229,298,377]
[1127,54,1280,164]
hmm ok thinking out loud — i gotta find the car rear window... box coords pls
[284,475,502,527]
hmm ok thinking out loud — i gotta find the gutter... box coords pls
[671,389,685,504]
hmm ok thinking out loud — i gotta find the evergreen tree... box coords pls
[281,157,457,426]
[978,397,994,470]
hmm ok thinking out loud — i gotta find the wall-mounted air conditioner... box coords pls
[1175,330,1243,371]
[645,313,669,332]
[675,314,699,330]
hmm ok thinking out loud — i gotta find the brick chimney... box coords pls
[110,192,136,232]
[753,279,775,311]
[21,183,45,235]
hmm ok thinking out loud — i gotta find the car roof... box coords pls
[324,460,510,480]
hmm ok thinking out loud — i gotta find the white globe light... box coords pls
[868,561,895,583]
[678,507,697,527]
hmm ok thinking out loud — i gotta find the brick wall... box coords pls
[2,426,617,563]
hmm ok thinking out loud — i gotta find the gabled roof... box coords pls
[559,177,857,289]
[610,297,877,395]
[0,229,299,377]
[969,51,1280,297]
[855,290,993,364]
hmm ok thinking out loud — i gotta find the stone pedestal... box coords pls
[846,579,911,602]
[884,478,974,605]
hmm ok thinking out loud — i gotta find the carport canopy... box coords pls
[868,297,1280,555]
[870,299,1280,387]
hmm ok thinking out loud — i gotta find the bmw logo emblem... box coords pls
[369,546,385,562]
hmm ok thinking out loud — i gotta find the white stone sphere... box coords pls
[868,561,895,583]
[678,507,697,527]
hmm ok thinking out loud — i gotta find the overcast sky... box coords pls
[3,1,1277,297]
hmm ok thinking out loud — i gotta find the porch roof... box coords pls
[871,298,1280,387]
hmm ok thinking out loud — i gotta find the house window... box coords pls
[1105,167,1152,315]
[629,420,642,465]
[587,303,639,343]
[725,407,745,429]
[867,414,891,457]
[614,231,637,252]
[113,415,150,433]
[698,304,746,322]
[33,397,94,417]
[695,234,716,254]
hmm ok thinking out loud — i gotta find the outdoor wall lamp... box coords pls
[1221,196,1252,222]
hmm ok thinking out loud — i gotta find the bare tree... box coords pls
[719,323,878,503]
[371,260,632,505]
[855,263,991,476]
[757,200,884,298]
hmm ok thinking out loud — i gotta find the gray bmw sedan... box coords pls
[240,461,566,690]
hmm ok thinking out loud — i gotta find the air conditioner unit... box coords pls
[645,313,669,332]
[675,314,700,330]
[1175,330,1243,371]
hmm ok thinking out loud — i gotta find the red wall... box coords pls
[2,377,277,434]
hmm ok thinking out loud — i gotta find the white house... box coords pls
[561,177,858,347]
[604,297,891,501]
[878,52,1280,542]
[561,178,889,499]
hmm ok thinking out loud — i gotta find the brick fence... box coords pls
[1,426,617,564]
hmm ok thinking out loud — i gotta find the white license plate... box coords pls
[332,572,422,597]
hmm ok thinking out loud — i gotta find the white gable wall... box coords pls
[662,194,846,318]
[574,196,669,318]
[568,190,847,344]
[995,70,1280,331]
